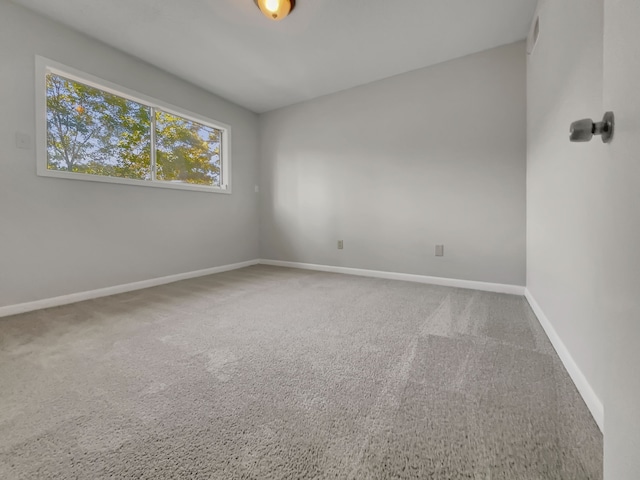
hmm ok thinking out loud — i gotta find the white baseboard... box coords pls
[524,288,604,431]
[259,259,525,295]
[0,259,260,318]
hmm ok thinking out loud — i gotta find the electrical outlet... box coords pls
[435,245,444,257]
[337,240,344,250]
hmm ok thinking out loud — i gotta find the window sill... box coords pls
[36,168,231,194]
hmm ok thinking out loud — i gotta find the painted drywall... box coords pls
[0,1,260,308]
[526,0,605,409]
[259,42,526,286]
[11,0,538,113]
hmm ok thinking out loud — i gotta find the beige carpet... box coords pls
[0,265,602,479]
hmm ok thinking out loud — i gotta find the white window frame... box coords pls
[35,56,231,194]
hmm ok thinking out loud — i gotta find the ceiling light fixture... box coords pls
[254,0,295,21]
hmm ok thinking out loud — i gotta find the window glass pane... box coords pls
[155,111,222,187]
[46,73,151,180]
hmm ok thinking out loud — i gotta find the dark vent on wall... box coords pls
[527,16,540,55]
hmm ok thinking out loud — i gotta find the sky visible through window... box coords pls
[46,73,222,186]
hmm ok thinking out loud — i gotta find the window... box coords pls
[36,57,230,193]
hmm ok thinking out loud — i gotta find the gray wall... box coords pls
[0,1,260,308]
[526,0,605,404]
[259,42,526,286]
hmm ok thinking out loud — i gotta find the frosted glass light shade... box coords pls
[255,0,294,21]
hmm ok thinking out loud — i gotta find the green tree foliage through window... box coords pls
[155,111,221,186]
[46,74,151,179]
[46,73,223,187]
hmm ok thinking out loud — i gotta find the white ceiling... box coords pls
[13,0,538,113]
